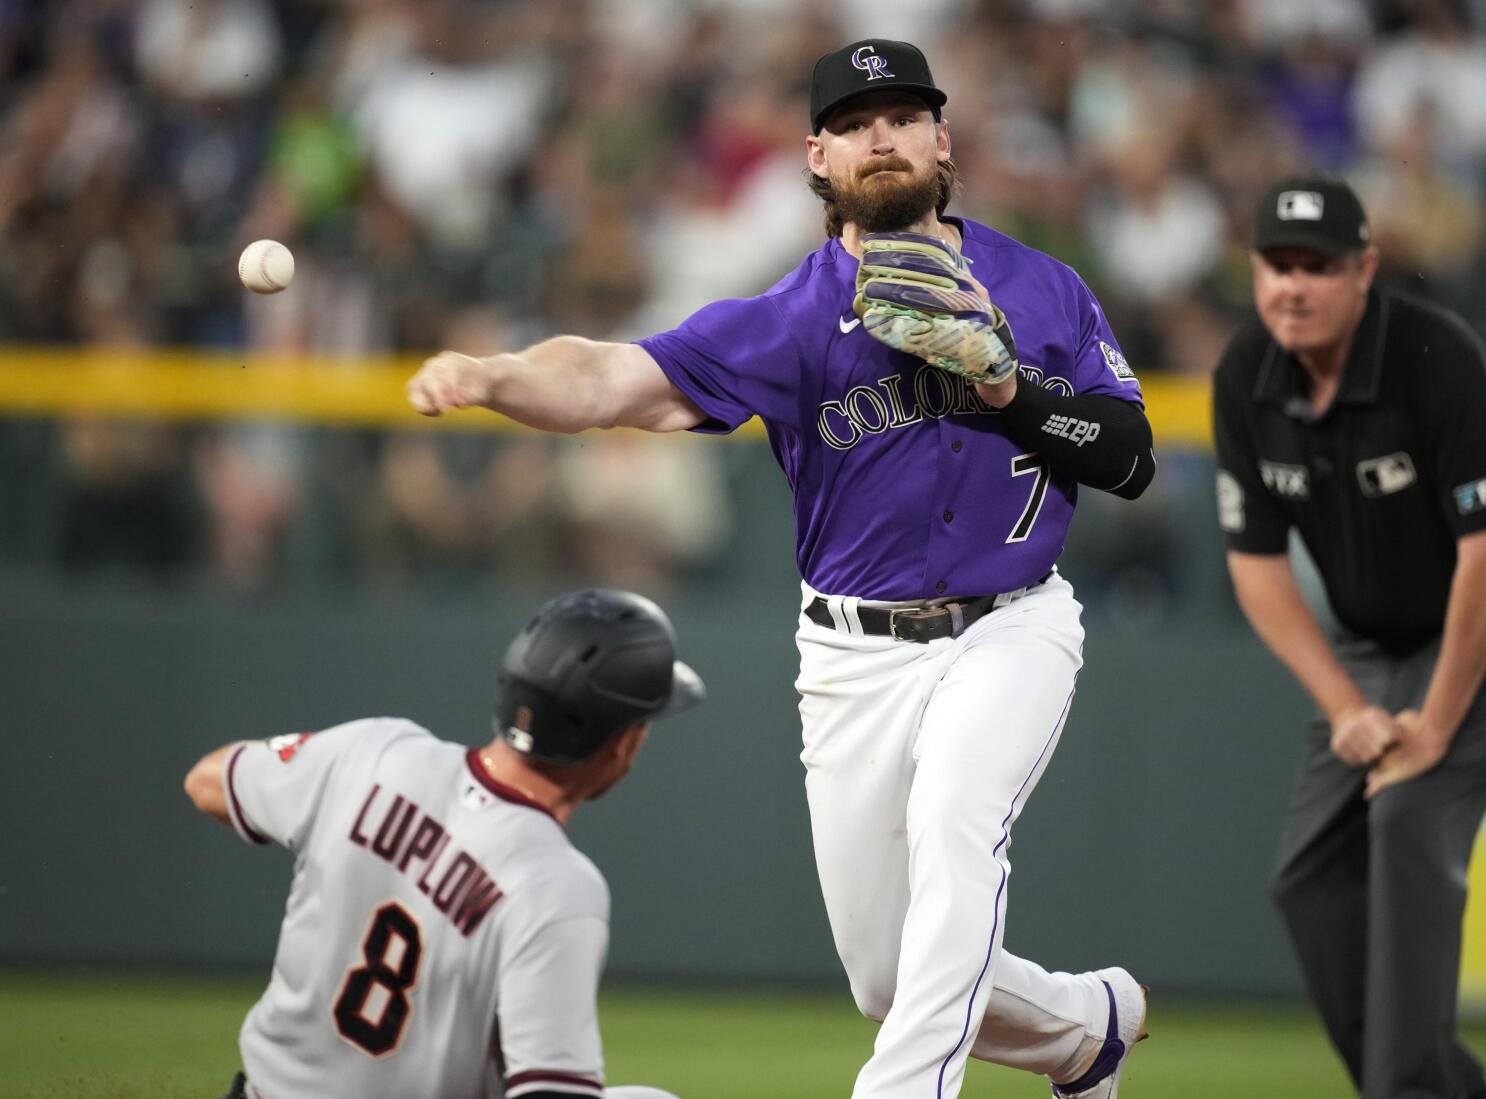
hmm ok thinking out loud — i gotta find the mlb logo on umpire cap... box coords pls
[1277,191,1325,221]
[810,39,947,132]
[1254,174,1370,256]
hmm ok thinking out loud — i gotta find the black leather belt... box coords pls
[804,572,1053,643]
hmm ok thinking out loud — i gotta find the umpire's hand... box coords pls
[1365,709,1450,799]
[1330,705,1399,767]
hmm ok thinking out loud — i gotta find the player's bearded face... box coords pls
[830,155,940,233]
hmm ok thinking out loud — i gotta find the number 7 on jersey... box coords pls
[1008,453,1050,543]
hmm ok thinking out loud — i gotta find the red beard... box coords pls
[831,156,941,232]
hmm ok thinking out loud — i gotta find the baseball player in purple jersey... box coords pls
[184,589,703,1099]
[408,40,1154,1099]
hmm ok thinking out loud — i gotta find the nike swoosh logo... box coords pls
[839,314,861,333]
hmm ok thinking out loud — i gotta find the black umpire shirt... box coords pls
[1212,289,1486,653]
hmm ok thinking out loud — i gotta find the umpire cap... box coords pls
[1253,175,1371,257]
[495,589,705,765]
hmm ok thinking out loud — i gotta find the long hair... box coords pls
[806,158,962,238]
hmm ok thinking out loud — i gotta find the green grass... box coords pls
[3,969,1480,1097]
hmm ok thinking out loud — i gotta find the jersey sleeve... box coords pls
[1211,349,1290,554]
[636,295,801,434]
[1068,277,1144,406]
[224,717,408,852]
[1416,326,1486,537]
[496,896,609,1099]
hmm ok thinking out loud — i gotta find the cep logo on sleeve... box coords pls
[1357,452,1417,497]
[1456,478,1486,516]
[266,732,313,762]
[1041,414,1101,446]
[1217,470,1244,532]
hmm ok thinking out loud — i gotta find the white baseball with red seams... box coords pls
[238,239,295,294]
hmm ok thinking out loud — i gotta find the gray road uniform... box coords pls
[224,717,669,1099]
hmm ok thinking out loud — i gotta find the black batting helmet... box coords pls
[495,589,705,765]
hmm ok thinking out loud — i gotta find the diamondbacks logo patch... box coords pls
[1099,341,1135,381]
[1356,452,1416,497]
[1456,478,1486,516]
[267,732,312,762]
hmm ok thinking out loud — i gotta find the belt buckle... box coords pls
[889,606,944,642]
[888,610,912,641]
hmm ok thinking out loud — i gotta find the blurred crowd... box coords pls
[0,0,1483,604]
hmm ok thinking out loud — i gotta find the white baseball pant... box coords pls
[797,574,1115,1098]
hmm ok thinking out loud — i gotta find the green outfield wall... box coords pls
[0,561,1312,996]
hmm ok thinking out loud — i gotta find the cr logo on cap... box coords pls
[852,45,894,80]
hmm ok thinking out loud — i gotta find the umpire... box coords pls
[1213,174,1486,1098]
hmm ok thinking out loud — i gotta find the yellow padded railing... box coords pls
[0,347,1214,448]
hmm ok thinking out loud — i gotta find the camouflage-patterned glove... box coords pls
[852,232,1018,385]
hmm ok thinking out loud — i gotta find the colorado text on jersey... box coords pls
[816,364,1073,450]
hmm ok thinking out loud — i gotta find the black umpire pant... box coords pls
[1272,635,1486,1099]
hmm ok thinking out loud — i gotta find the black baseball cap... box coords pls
[810,39,947,133]
[1253,175,1371,257]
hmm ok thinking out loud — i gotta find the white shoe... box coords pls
[1049,967,1148,1098]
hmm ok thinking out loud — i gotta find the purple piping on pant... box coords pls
[935,677,1079,1098]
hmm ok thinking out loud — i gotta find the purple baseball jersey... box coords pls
[638,216,1143,600]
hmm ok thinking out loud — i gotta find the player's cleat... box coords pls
[1050,967,1148,1099]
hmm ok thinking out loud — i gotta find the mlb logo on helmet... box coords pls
[507,705,535,754]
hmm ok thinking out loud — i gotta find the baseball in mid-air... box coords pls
[238,239,295,294]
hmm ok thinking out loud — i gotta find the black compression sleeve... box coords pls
[995,384,1155,499]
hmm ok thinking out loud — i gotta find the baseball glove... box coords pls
[852,232,1018,385]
